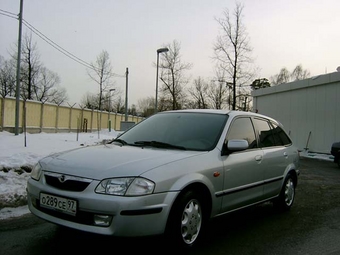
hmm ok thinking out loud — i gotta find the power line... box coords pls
[22,19,125,77]
[1,9,125,77]
[0,9,18,19]
[22,19,96,70]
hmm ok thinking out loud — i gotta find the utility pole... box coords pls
[155,47,169,113]
[125,67,128,121]
[15,0,24,135]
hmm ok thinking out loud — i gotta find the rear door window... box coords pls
[253,118,275,148]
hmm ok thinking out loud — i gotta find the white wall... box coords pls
[252,72,340,153]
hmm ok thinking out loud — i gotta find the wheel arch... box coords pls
[286,168,298,187]
[284,162,299,187]
[166,182,212,228]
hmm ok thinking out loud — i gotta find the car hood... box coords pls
[39,143,206,180]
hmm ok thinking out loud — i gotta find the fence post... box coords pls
[80,107,84,132]
[67,103,76,133]
[90,108,94,132]
[40,102,44,133]
[55,103,61,133]
[114,112,117,131]
[0,97,4,132]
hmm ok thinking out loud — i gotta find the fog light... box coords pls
[32,198,37,207]
[94,215,112,226]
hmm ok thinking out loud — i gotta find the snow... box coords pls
[0,130,120,220]
[0,130,335,220]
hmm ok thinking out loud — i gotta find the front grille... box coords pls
[44,172,92,191]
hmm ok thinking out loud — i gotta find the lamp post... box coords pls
[226,82,233,110]
[212,80,233,110]
[155,47,169,113]
[108,88,115,132]
[109,89,115,112]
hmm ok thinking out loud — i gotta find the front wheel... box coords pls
[165,190,206,249]
[273,174,296,211]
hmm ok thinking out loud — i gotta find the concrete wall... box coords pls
[0,97,144,134]
[252,72,340,154]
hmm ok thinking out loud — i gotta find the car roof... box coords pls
[161,109,269,117]
[161,109,231,115]
[159,109,281,125]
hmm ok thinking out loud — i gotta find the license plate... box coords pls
[40,193,77,216]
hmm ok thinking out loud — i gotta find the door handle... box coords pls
[255,155,262,161]
[283,152,288,158]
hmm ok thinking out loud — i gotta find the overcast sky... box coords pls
[1,0,339,107]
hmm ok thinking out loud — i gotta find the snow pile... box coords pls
[0,130,119,219]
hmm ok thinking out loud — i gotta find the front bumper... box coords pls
[27,178,178,237]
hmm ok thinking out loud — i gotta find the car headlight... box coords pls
[95,177,155,196]
[31,163,42,181]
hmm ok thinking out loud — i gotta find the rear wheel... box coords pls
[165,190,206,249]
[274,173,295,211]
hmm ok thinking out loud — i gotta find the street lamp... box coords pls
[155,47,169,113]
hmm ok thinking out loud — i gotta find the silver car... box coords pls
[27,109,300,248]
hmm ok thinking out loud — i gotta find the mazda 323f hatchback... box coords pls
[27,109,300,249]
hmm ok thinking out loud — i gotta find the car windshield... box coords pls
[117,112,228,151]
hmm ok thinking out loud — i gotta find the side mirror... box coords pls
[222,139,249,155]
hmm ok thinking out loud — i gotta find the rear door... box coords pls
[252,118,293,199]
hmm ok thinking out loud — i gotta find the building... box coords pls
[252,71,340,154]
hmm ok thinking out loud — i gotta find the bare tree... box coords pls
[270,65,310,85]
[10,33,68,103]
[0,56,16,97]
[113,95,125,114]
[49,86,68,105]
[33,67,61,102]
[80,92,99,109]
[87,50,115,112]
[188,77,210,109]
[291,64,310,81]
[208,80,228,109]
[19,33,41,100]
[137,96,155,117]
[80,89,121,112]
[270,67,290,85]
[128,104,137,116]
[158,40,192,111]
[213,2,255,110]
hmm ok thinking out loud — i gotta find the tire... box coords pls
[165,190,206,249]
[274,173,295,211]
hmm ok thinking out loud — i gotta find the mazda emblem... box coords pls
[58,175,66,183]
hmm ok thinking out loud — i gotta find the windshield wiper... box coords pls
[111,138,128,146]
[134,141,186,150]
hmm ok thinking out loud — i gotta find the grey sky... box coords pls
[1,0,339,107]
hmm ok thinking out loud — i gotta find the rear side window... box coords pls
[254,118,292,148]
[227,117,257,149]
[270,121,292,146]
